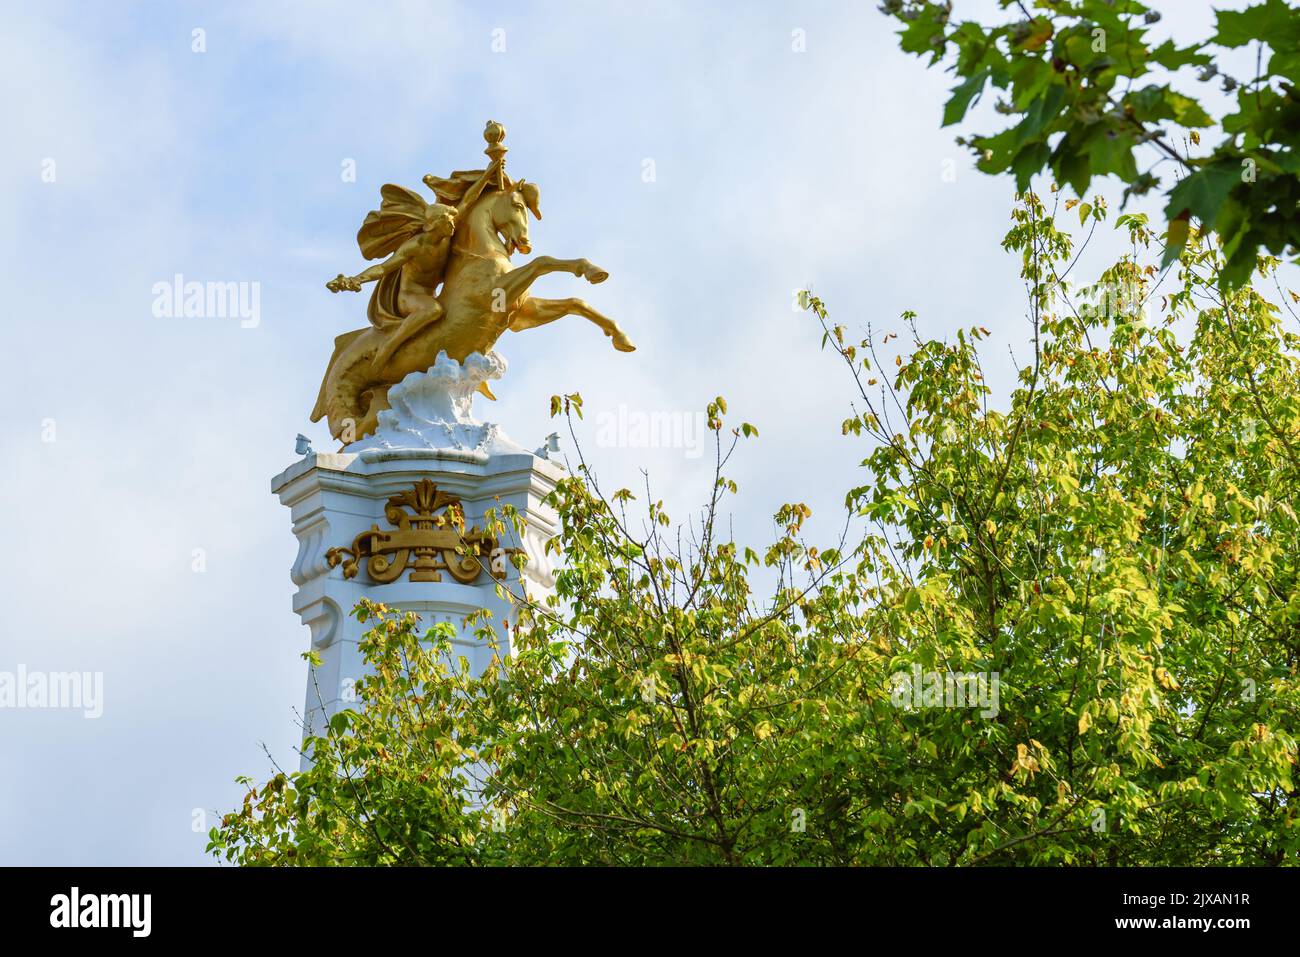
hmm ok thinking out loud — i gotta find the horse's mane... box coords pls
[425,169,501,206]
[425,169,541,220]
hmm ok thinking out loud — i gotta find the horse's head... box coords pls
[486,181,541,256]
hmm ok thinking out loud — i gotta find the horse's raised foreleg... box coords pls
[494,256,608,306]
[510,297,636,352]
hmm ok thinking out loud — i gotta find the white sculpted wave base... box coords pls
[344,350,525,456]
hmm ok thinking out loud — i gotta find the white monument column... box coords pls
[271,353,561,756]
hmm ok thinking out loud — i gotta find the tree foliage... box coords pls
[883,0,1300,289]
[211,193,1300,866]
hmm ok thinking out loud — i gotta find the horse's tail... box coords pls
[311,328,369,436]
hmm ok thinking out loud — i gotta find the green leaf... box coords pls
[1147,40,1213,72]
[1085,127,1139,182]
[1165,162,1241,231]
[1011,142,1051,191]
[943,68,991,127]
[1052,131,1093,197]
[896,4,949,60]
[1214,0,1300,49]
[1126,86,1211,128]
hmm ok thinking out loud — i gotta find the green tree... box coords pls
[211,199,1299,866]
[883,0,1300,289]
[207,605,495,865]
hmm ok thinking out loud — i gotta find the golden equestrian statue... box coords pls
[312,120,636,443]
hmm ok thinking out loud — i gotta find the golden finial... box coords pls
[484,120,507,189]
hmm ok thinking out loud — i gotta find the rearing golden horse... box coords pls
[312,121,635,443]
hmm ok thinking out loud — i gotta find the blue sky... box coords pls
[0,0,1269,864]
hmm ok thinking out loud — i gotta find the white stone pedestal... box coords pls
[271,353,562,763]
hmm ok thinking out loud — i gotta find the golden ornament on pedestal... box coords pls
[324,479,509,585]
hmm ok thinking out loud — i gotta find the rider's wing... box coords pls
[356,184,428,260]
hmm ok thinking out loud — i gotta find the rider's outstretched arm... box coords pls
[354,243,415,283]
[327,242,414,291]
